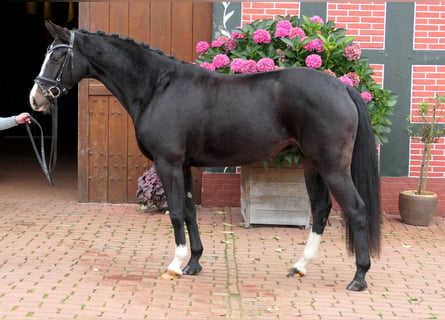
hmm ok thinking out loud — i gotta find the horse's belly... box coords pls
[190,137,292,167]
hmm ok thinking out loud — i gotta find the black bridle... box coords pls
[29,31,75,186]
[34,31,75,99]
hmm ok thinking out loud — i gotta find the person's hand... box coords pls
[15,113,31,125]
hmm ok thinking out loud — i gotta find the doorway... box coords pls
[0,3,78,196]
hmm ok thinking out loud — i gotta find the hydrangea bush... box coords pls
[195,15,398,167]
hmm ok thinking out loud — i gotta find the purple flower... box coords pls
[195,41,210,54]
[339,75,353,86]
[257,58,275,72]
[213,54,230,69]
[241,60,258,74]
[211,40,223,48]
[361,91,373,101]
[344,42,361,61]
[253,29,271,44]
[199,62,215,71]
[310,15,324,24]
[289,27,306,40]
[305,54,322,69]
[303,39,325,52]
[230,58,244,73]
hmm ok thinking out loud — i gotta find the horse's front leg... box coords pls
[155,162,188,279]
[182,166,203,275]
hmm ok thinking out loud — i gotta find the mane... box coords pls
[77,28,180,62]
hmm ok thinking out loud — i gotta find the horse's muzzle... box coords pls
[29,84,52,112]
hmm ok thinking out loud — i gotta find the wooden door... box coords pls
[78,2,211,203]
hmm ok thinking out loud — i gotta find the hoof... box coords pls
[182,264,203,275]
[346,279,368,291]
[160,270,181,280]
[287,267,304,278]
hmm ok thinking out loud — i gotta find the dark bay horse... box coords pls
[29,21,381,291]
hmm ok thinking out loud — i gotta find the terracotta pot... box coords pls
[398,190,438,226]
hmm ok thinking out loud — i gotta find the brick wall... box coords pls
[414,2,445,50]
[411,65,445,178]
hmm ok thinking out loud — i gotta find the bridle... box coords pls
[34,31,75,99]
[28,31,75,186]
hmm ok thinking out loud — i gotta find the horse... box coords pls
[29,20,381,291]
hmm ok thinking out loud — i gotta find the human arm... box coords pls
[0,113,31,130]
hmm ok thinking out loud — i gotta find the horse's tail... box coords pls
[347,86,381,257]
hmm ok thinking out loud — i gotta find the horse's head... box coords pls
[30,20,80,113]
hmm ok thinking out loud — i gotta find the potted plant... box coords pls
[399,94,445,226]
[136,165,168,213]
[194,15,397,226]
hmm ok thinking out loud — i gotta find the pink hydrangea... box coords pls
[323,69,336,77]
[276,20,293,31]
[305,54,322,69]
[231,27,245,39]
[274,20,292,37]
[240,60,258,74]
[257,58,275,72]
[223,38,238,51]
[339,75,353,86]
[303,39,325,52]
[344,42,361,61]
[310,15,324,24]
[361,91,373,101]
[274,27,289,38]
[230,58,244,73]
[195,41,210,54]
[346,72,360,86]
[215,36,237,51]
[289,27,306,40]
[211,40,223,48]
[200,62,215,71]
[253,29,271,44]
[213,54,230,69]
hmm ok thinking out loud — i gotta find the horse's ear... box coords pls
[45,20,71,42]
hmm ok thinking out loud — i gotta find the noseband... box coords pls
[34,31,75,99]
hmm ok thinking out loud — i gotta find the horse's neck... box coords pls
[81,36,175,117]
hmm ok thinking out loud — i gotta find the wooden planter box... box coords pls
[240,163,311,228]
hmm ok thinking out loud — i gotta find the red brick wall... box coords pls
[201,173,240,207]
[414,2,445,50]
[327,2,385,49]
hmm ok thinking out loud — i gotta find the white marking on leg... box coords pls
[293,231,322,275]
[167,244,188,275]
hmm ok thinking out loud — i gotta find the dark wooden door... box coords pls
[78,1,212,203]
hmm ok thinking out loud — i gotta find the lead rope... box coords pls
[25,101,58,186]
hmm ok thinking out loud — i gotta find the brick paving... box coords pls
[0,157,444,319]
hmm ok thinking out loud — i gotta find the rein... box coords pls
[25,102,58,186]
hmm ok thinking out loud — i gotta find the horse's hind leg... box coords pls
[324,172,370,291]
[182,166,203,275]
[288,162,332,278]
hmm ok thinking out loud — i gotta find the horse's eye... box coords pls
[50,50,65,62]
